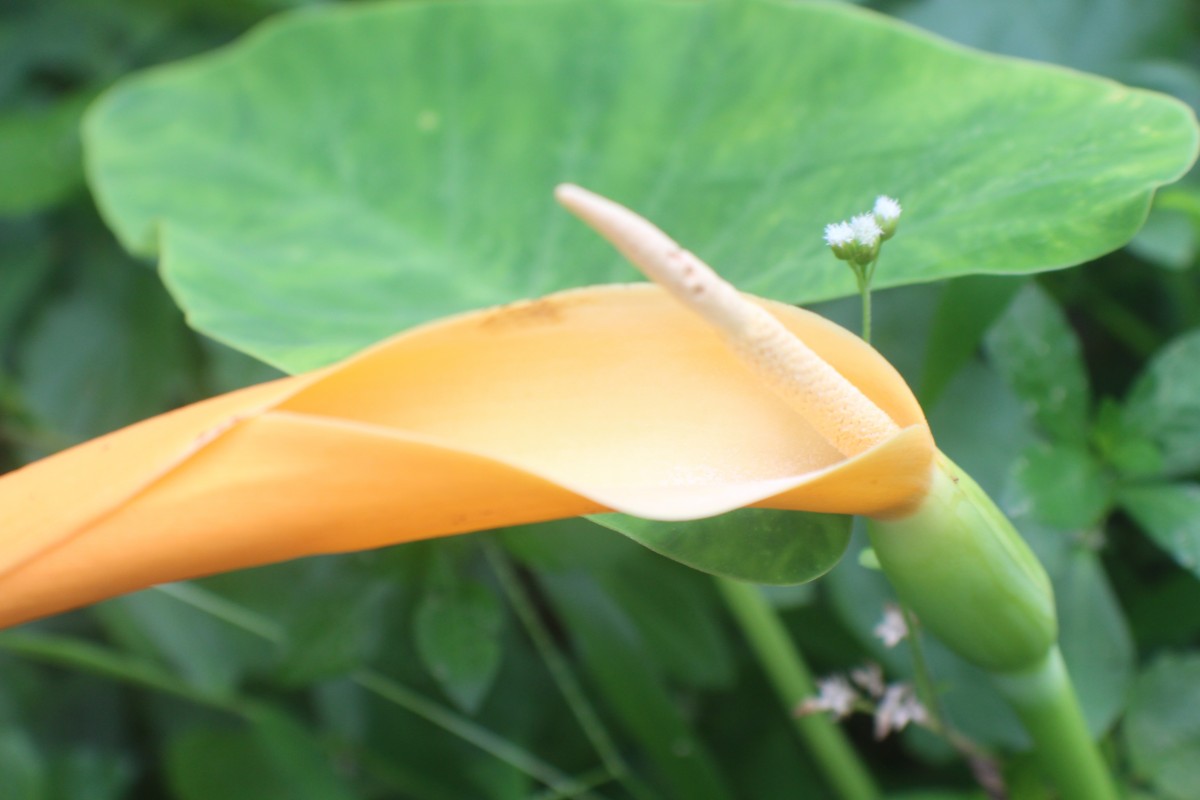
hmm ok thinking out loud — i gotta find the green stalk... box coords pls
[483,542,655,800]
[993,648,1118,800]
[354,669,607,800]
[869,454,1118,798]
[859,276,872,344]
[715,578,879,800]
[152,583,603,797]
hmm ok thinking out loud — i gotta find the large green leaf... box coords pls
[84,0,1198,372]
[590,509,850,585]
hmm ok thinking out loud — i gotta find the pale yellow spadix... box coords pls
[555,184,900,457]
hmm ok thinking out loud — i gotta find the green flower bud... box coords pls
[868,452,1056,672]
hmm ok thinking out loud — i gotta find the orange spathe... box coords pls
[0,283,934,628]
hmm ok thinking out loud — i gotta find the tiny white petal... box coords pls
[823,221,854,247]
[851,662,885,698]
[850,214,882,247]
[874,683,928,740]
[873,603,908,648]
[874,195,902,222]
[797,675,858,719]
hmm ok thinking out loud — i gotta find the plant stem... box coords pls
[860,280,872,344]
[715,577,879,800]
[483,542,654,800]
[992,647,1119,800]
[153,582,604,798]
[898,607,942,726]
[354,669,607,800]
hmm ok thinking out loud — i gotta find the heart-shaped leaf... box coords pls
[84,0,1198,372]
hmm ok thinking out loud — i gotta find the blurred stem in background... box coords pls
[716,578,880,800]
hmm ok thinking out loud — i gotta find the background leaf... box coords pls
[84,0,1198,371]
[1123,653,1200,800]
[1122,329,1200,477]
[985,282,1092,443]
[1120,483,1200,578]
[415,548,505,714]
[165,709,360,800]
[590,509,851,585]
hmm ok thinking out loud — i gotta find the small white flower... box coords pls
[796,675,858,719]
[873,603,908,648]
[823,221,855,248]
[850,662,885,698]
[874,683,929,739]
[873,195,902,223]
[850,213,882,247]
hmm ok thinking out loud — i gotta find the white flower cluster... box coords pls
[823,195,902,270]
[796,661,929,740]
[873,602,909,648]
[794,603,929,740]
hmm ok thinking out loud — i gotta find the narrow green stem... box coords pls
[152,582,604,798]
[1073,280,1160,358]
[992,648,1119,800]
[0,631,249,716]
[897,607,942,728]
[860,281,872,344]
[715,578,879,800]
[483,542,654,800]
[353,669,607,800]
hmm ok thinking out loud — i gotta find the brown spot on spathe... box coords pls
[477,296,566,331]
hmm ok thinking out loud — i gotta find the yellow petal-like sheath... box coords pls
[0,283,931,628]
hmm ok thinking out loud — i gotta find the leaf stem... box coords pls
[153,581,606,798]
[483,541,656,800]
[855,257,878,345]
[715,577,879,800]
[353,668,608,800]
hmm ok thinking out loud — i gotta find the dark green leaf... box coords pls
[1092,398,1164,478]
[0,92,88,214]
[0,729,45,800]
[0,221,53,347]
[895,0,1190,75]
[92,588,274,696]
[1123,653,1200,800]
[15,248,192,457]
[920,275,1023,407]
[590,509,850,585]
[501,517,657,574]
[539,571,735,800]
[84,0,1198,371]
[166,708,360,800]
[985,283,1091,443]
[1012,442,1111,530]
[1129,205,1196,270]
[597,553,734,689]
[47,750,136,800]
[271,564,390,687]
[1123,330,1200,477]
[1053,549,1134,737]
[1120,483,1200,578]
[415,549,505,714]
